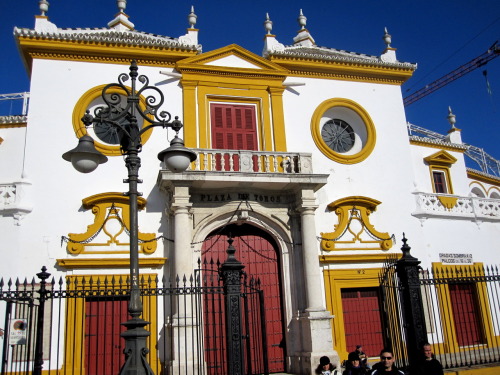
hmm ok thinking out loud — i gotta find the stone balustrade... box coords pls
[189,149,313,174]
[413,192,500,222]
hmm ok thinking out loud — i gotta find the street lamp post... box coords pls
[63,60,196,375]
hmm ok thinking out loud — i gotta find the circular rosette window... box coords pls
[311,98,376,164]
[72,85,154,156]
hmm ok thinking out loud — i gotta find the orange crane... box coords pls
[403,41,499,106]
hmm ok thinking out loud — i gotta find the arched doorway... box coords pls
[201,224,286,373]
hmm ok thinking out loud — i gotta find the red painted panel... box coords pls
[85,298,128,375]
[202,228,285,373]
[449,283,484,346]
[341,288,384,358]
[210,103,258,172]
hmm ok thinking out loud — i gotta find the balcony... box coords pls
[157,149,328,192]
[0,180,32,225]
[412,192,500,222]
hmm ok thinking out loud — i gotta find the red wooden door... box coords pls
[449,283,484,346]
[341,288,384,357]
[85,298,128,375]
[210,103,258,171]
[201,225,285,373]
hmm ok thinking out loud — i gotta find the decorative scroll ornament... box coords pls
[320,196,393,251]
[64,193,157,255]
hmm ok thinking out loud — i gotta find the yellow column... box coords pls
[180,80,198,148]
[268,86,287,151]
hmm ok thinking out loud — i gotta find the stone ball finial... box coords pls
[298,9,307,29]
[117,0,126,12]
[39,0,49,16]
[188,6,197,28]
[447,106,457,128]
[264,13,273,34]
[383,27,392,48]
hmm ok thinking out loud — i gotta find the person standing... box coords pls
[370,349,404,375]
[315,356,340,375]
[343,355,368,375]
[415,343,444,375]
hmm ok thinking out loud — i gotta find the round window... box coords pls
[311,98,376,164]
[321,119,355,153]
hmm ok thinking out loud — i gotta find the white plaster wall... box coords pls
[409,144,470,196]
[282,76,423,258]
[1,58,185,279]
[0,126,27,181]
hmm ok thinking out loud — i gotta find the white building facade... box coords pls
[1,2,499,374]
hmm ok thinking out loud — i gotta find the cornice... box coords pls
[467,168,500,186]
[320,253,401,264]
[56,257,167,269]
[267,46,416,85]
[16,31,199,72]
[268,59,413,85]
[409,136,467,153]
[0,116,27,127]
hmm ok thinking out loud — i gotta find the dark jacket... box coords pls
[415,358,443,375]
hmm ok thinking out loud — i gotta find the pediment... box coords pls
[424,150,457,166]
[176,44,289,76]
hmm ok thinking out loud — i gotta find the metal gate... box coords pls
[0,242,268,375]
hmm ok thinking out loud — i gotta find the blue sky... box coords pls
[1,0,499,161]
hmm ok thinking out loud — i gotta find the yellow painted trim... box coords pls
[0,123,27,128]
[67,192,157,255]
[320,196,392,251]
[424,150,458,166]
[181,82,286,153]
[428,166,454,194]
[17,36,197,73]
[311,98,376,164]
[320,253,400,264]
[437,196,458,209]
[432,263,500,354]
[61,273,160,374]
[467,170,500,187]
[176,44,289,76]
[323,267,384,361]
[72,85,154,156]
[267,56,414,85]
[268,87,287,151]
[409,139,466,153]
[56,257,167,269]
[444,365,500,375]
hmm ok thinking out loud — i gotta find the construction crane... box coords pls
[403,41,499,106]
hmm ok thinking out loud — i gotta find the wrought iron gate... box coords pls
[0,248,268,374]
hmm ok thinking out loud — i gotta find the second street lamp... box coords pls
[63,60,196,375]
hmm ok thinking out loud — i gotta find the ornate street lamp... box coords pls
[63,60,196,374]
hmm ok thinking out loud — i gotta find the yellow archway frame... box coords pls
[72,85,154,156]
[431,263,500,354]
[61,274,159,374]
[311,98,376,164]
[66,192,157,255]
[320,196,393,251]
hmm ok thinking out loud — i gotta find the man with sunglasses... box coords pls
[370,349,404,375]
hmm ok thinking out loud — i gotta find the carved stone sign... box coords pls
[439,253,473,264]
[196,192,287,204]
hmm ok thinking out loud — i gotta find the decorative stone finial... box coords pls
[188,6,197,28]
[447,106,456,128]
[298,9,307,30]
[383,27,392,48]
[108,0,134,31]
[117,0,126,13]
[39,0,49,16]
[264,13,273,34]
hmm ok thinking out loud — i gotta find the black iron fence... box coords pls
[0,258,268,375]
[380,240,500,372]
